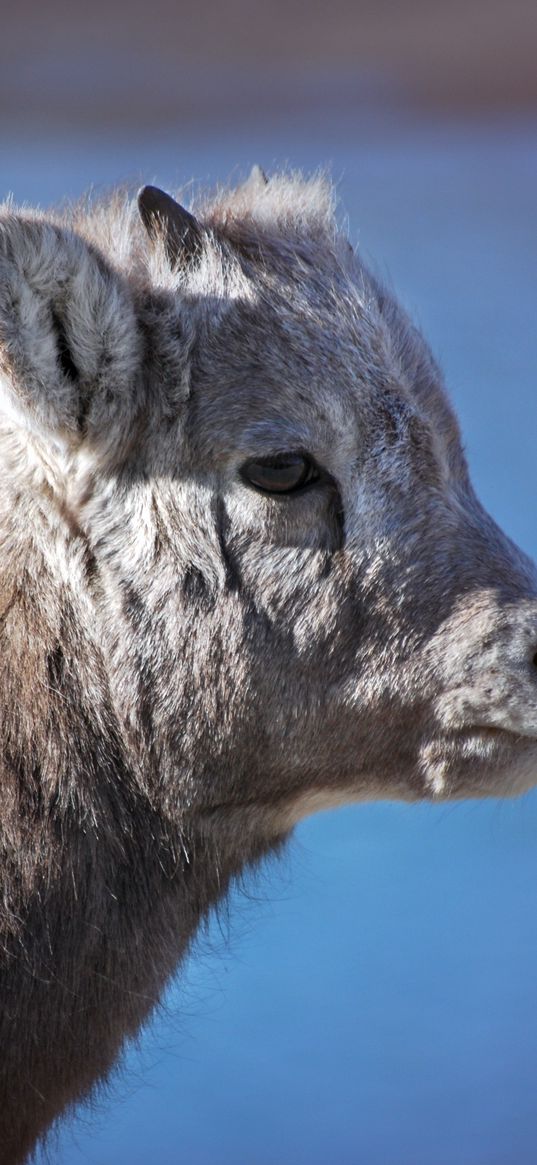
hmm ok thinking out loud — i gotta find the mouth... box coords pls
[467,723,537,743]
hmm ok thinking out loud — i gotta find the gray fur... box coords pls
[0,172,536,1162]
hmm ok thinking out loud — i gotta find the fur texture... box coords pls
[0,171,536,1162]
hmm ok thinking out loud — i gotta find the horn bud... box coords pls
[249,164,268,186]
[137,185,202,266]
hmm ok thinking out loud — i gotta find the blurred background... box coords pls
[5,2,537,1163]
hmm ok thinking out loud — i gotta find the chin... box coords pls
[419,729,537,800]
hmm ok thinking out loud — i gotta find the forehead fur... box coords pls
[50,171,455,456]
[197,170,338,243]
[70,171,340,287]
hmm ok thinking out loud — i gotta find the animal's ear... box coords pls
[137,185,203,268]
[0,212,142,451]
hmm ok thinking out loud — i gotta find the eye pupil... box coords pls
[241,454,317,494]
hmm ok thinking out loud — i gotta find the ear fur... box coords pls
[0,212,142,453]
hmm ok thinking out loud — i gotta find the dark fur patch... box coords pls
[214,495,242,592]
[121,583,150,628]
[46,642,66,691]
[181,566,215,611]
[51,309,79,384]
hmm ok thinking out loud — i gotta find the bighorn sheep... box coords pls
[0,170,536,1164]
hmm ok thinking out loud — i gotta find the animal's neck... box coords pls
[0,490,267,1163]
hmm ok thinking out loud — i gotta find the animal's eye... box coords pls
[240,453,319,495]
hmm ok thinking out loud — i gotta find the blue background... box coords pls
[6,115,536,1164]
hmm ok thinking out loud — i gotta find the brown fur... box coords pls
[0,172,536,1163]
